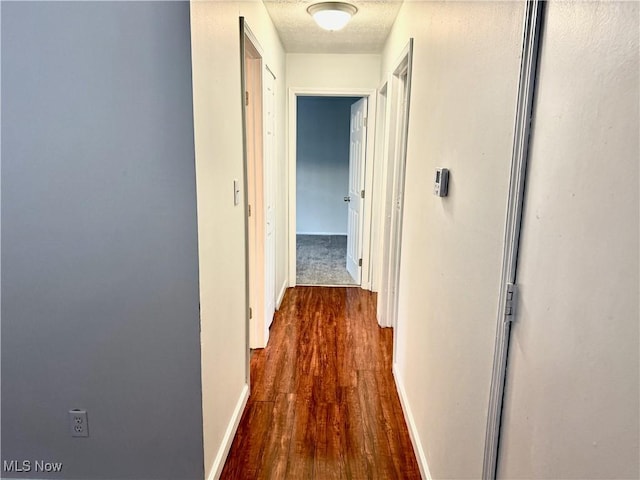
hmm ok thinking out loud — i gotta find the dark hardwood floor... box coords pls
[220,286,421,479]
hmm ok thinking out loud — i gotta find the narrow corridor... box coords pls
[221,286,421,479]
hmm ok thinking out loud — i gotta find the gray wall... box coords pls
[296,97,360,235]
[1,2,204,479]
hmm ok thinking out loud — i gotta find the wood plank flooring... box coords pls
[220,286,421,479]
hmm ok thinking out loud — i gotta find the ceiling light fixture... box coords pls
[307,2,358,31]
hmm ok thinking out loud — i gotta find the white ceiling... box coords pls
[262,1,404,54]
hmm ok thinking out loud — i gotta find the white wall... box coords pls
[296,97,359,235]
[497,2,639,478]
[189,1,286,478]
[286,53,380,90]
[379,2,526,478]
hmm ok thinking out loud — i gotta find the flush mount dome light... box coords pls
[307,2,358,31]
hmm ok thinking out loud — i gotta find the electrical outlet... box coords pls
[68,409,89,437]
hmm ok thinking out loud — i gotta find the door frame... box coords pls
[369,82,389,293]
[287,88,377,289]
[242,25,264,351]
[482,2,545,478]
[377,40,414,331]
[263,66,277,337]
[241,21,277,351]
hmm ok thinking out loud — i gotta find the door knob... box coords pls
[344,196,351,202]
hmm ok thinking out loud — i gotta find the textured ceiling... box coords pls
[263,1,404,54]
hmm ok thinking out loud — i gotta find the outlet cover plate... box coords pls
[69,409,89,437]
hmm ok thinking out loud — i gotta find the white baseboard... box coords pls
[296,232,347,236]
[392,364,432,480]
[276,281,287,309]
[207,383,249,480]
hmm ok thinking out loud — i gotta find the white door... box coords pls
[264,68,276,330]
[388,71,409,331]
[378,56,410,330]
[244,30,267,349]
[346,97,367,283]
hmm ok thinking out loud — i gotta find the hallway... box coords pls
[220,287,421,479]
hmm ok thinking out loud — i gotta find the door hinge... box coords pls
[361,190,365,199]
[364,117,368,128]
[248,204,251,217]
[358,258,362,267]
[245,91,249,106]
[249,307,253,319]
[504,283,518,322]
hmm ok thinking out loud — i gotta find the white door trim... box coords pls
[389,49,412,337]
[263,67,276,336]
[377,40,413,333]
[287,87,377,290]
[375,78,392,324]
[239,17,251,385]
[482,2,545,478]
[370,80,389,294]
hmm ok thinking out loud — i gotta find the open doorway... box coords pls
[295,96,364,286]
[288,88,377,291]
[377,40,413,336]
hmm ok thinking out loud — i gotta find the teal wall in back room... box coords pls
[296,96,361,235]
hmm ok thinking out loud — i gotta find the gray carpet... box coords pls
[296,234,358,286]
